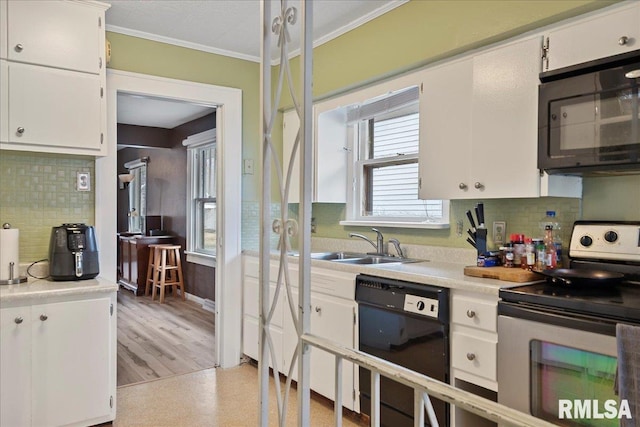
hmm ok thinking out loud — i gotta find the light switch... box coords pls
[243,159,254,175]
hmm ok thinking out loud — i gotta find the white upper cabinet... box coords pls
[543,2,640,71]
[419,36,582,200]
[418,58,473,200]
[0,0,109,156]
[3,0,103,74]
[469,36,543,199]
[282,108,348,203]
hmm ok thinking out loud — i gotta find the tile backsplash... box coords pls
[305,197,581,255]
[0,151,95,262]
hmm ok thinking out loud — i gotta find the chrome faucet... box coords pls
[388,238,405,258]
[349,228,385,255]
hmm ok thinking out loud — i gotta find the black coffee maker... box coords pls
[49,223,99,280]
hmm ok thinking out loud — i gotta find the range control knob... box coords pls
[416,301,425,311]
[580,235,593,247]
[604,231,618,243]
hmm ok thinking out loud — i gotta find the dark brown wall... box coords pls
[117,112,216,301]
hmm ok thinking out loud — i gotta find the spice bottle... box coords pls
[503,243,514,268]
[544,225,557,269]
[524,238,535,270]
[511,234,525,266]
[533,238,544,271]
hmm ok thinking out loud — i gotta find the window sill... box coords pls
[339,220,450,230]
[185,251,216,268]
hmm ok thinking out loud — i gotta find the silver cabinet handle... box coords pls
[466,353,476,361]
[466,309,476,318]
[40,314,48,321]
[458,183,467,190]
[619,36,629,46]
[315,306,322,314]
[16,127,25,135]
[14,44,23,52]
[474,182,484,189]
[14,316,24,324]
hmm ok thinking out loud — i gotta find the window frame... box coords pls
[183,129,217,267]
[340,86,449,229]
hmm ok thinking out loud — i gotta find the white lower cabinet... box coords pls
[0,293,116,427]
[450,290,499,427]
[242,256,358,411]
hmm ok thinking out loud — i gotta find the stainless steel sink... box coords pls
[309,251,365,261]
[333,255,403,264]
[308,252,423,264]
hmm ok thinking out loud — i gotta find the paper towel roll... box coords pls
[0,227,19,281]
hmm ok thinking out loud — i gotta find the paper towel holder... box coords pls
[0,223,28,285]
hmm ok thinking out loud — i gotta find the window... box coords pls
[344,86,448,227]
[183,129,217,266]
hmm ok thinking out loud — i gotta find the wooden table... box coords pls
[117,234,176,295]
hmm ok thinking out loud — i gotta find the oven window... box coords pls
[530,340,618,426]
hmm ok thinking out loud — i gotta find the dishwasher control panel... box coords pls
[404,294,439,318]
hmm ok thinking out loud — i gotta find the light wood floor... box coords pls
[116,287,216,387]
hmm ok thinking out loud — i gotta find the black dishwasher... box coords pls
[356,274,449,427]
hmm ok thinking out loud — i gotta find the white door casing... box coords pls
[98,69,243,368]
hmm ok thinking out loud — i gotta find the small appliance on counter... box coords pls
[49,223,99,281]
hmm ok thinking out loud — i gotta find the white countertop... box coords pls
[246,250,536,296]
[0,276,118,304]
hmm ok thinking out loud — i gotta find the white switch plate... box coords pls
[77,172,90,191]
[243,159,254,175]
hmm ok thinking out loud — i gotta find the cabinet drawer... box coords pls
[451,331,497,381]
[451,294,497,333]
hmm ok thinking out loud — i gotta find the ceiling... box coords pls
[105,0,406,63]
[108,0,405,131]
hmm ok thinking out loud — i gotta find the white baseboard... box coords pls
[183,291,215,313]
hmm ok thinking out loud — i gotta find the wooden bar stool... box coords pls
[144,244,162,297]
[150,244,185,304]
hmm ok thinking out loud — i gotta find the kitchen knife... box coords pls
[467,229,476,242]
[466,237,477,249]
[476,203,485,228]
[466,210,477,231]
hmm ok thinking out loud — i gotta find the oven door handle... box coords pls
[498,302,618,336]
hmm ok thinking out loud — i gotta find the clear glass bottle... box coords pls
[524,238,535,270]
[533,239,545,271]
[543,225,557,269]
[540,211,562,267]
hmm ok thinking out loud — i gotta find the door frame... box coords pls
[97,69,243,368]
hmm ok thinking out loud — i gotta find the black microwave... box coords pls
[538,50,640,174]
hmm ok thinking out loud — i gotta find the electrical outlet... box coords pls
[493,221,506,245]
[77,172,90,191]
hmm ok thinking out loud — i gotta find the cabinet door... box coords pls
[31,298,112,427]
[545,4,640,71]
[309,292,356,410]
[6,61,103,152]
[6,0,103,74]
[418,58,473,200]
[283,107,348,203]
[470,36,542,199]
[0,307,31,427]
[283,289,356,410]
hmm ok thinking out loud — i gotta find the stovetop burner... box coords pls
[500,220,640,323]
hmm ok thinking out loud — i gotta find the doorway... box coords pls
[97,69,243,369]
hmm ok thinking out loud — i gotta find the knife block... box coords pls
[475,228,488,255]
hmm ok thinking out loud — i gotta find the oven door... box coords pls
[498,304,618,426]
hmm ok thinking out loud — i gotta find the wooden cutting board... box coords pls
[464,266,543,283]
